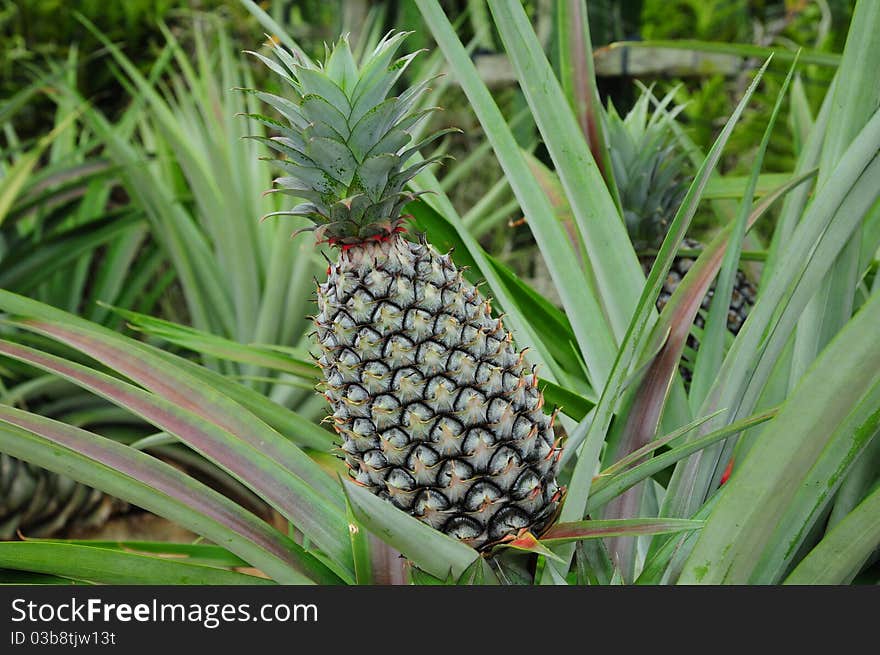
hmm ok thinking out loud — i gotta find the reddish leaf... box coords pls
[541,518,703,544]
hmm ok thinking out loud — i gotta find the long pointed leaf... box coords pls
[0,542,271,585]
[784,484,880,585]
[342,480,480,581]
[0,334,352,579]
[0,408,327,584]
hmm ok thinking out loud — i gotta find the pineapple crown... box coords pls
[605,88,689,251]
[243,32,454,246]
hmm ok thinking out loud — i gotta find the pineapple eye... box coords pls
[475,363,504,394]
[373,301,403,331]
[529,432,555,464]
[462,428,496,454]
[401,402,435,441]
[350,418,376,437]
[362,449,388,469]
[463,480,503,511]
[382,334,415,367]
[360,361,391,393]
[345,385,370,406]
[363,269,391,295]
[510,469,541,500]
[390,367,424,403]
[385,468,416,492]
[370,393,402,430]
[407,444,440,470]
[488,506,530,540]
[429,416,464,456]
[414,280,442,311]
[347,289,375,322]
[415,341,447,376]
[424,376,456,411]
[402,308,433,340]
[380,427,410,449]
[446,349,477,381]
[510,416,534,443]
[437,459,475,488]
[488,446,522,477]
[441,287,467,319]
[338,348,361,367]
[390,275,414,304]
[413,489,451,528]
[485,397,511,424]
[453,388,487,425]
[444,515,482,540]
[435,313,462,346]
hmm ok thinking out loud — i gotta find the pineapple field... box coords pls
[0,0,878,588]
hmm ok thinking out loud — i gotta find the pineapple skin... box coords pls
[0,453,125,539]
[315,236,562,549]
[648,238,758,334]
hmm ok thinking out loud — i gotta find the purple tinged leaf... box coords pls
[0,405,337,584]
[541,519,703,544]
[0,337,352,578]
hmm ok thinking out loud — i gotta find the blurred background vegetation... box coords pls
[0,0,859,540]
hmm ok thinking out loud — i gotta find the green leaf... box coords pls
[748,385,880,583]
[345,497,374,585]
[587,408,778,513]
[540,518,704,545]
[547,57,771,581]
[704,173,795,199]
[416,0,617,386]
[601,40,840,68]
[667,107,880,527]
[0,213,145,292]
[0,323,351,571]
[691,54,799,406]
[238,0,310,61]
[555,0,618,208]
[784,484,880,585]
[0,109,80,227]
[107,304,319,381]
[0,542,272,585]
[342,480,481,581]
[489,0,643,343]
[0,290,340,503]
[0,407,326,584]
[679,287,880,584]
[791,1,880,385]
[539,379,594,422]
[25,540,249,568]
[355,153,399,201]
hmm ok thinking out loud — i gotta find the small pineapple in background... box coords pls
[0,453,125,539]
[247,33,562,550]
[604,91,758,375]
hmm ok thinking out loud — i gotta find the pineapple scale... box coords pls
[315,236,562,549]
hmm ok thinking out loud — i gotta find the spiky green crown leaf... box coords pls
[243,32,452,245]
[605,89,690,250]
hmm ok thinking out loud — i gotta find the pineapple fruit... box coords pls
[247,34,562,550]
[0,453,125,539]
[604,94,758,373]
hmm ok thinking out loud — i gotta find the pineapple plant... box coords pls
[245,33,562,550]
[604,92,758,373]
[0,0,877,589]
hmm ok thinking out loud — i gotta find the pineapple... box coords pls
[246,33,562,550]
[604,93,758,374]
[0,453,125,539]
